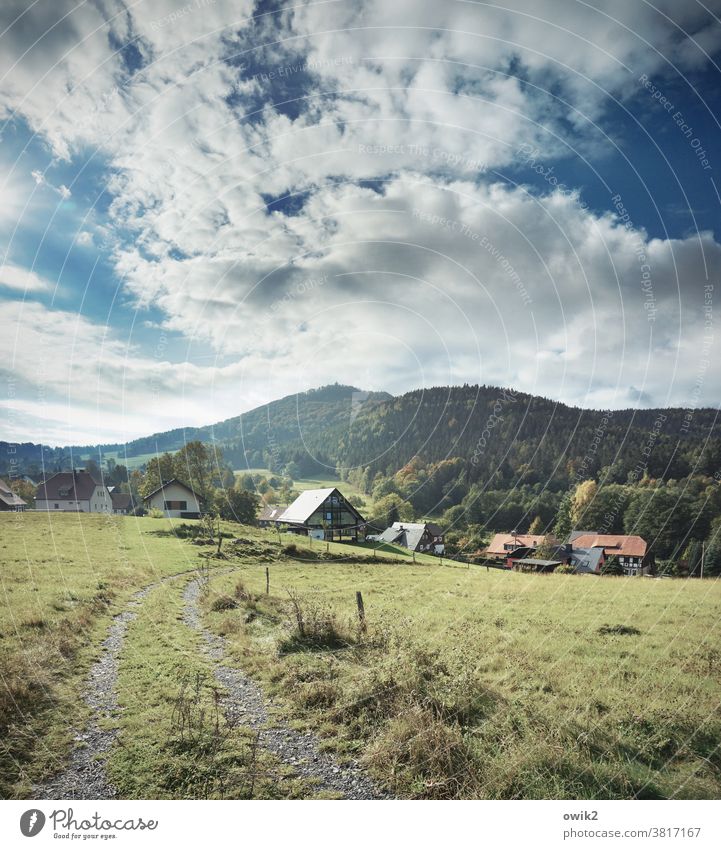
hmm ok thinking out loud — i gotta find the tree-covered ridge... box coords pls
[340,385,720,487]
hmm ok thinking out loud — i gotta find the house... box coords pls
[484,532,548,568]
[110,491,133,515]
[257,504,285,527]
[0,478,26,511]
[378,521,445,554]
[570,533,651,576]
[35,470,113,513]
[142,479,204,519]
[277,487,365,541]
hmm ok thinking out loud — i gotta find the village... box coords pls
[0,469,653,577]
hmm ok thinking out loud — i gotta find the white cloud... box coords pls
[0,262,53,292]
[1,0,720,443]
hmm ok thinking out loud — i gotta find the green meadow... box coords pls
[1,512,720,800]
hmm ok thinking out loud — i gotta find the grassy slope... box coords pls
[3,514,721,800]
[0,512,198,797]
[205,529,721,799]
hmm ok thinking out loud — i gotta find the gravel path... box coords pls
[33,586,153,800]
[183,577,387,799]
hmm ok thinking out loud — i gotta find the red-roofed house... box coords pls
[484,532,549,568]
[570,534,652,576]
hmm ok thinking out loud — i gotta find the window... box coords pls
[54,503,59,509]
[164,500,187,510]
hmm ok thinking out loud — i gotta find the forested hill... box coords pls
[337,385,720,490]
[2,383,719,489]
[0,384,393,477]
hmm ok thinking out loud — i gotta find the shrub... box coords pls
[279,591,354,652]
[148,507,165,519]
[234,580,253,601]
[210,595,238,612]
[598,624,641,636]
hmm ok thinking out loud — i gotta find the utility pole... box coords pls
[701,541,705,579]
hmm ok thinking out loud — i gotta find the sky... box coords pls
[1,0,721,446]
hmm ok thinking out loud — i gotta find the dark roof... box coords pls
[0,478,26,507]
[515,558,563,567]
[142,479,204,502]
[378,521,443,551]
[257,504,285,522]
[569,546,604,573]
[110,492,132,510]
[36,471,99,501]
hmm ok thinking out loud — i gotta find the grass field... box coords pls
[207,531,721,799]
[0,511,199,797]
[2,513,720,800]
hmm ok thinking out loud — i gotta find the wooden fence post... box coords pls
[356,591,367,633]
[266,566,270,595]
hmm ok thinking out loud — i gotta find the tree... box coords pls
[528,515,544,535]
[571,480,598,526]
[623,485,695,559]
[216,487,260,524]
[11,479,35,507]
[140,452,176,497]
[601,555,623,576]
[174,441,218,501]
[284,461,301,481]
[368,493,414,530]
[703,520,721,577]
[237,473,255,491]
[553,491,573,541]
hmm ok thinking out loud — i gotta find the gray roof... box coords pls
[0,478,26,507]
[378,521,442,552]
[569,546,604,574]
[257,504,285,522]
[515,558,563,567]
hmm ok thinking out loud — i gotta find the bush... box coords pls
[148,507,165,519]
[210,595,238,612]
[279,592,354,652]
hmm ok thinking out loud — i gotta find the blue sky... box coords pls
[1,0,720,445]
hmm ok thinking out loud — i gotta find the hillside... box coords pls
[0,384,392,477]
[3,384,719,493]
[340,385,721,487]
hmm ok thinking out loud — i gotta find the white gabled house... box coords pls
[142,479,204,518]
[35,470,113,513]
